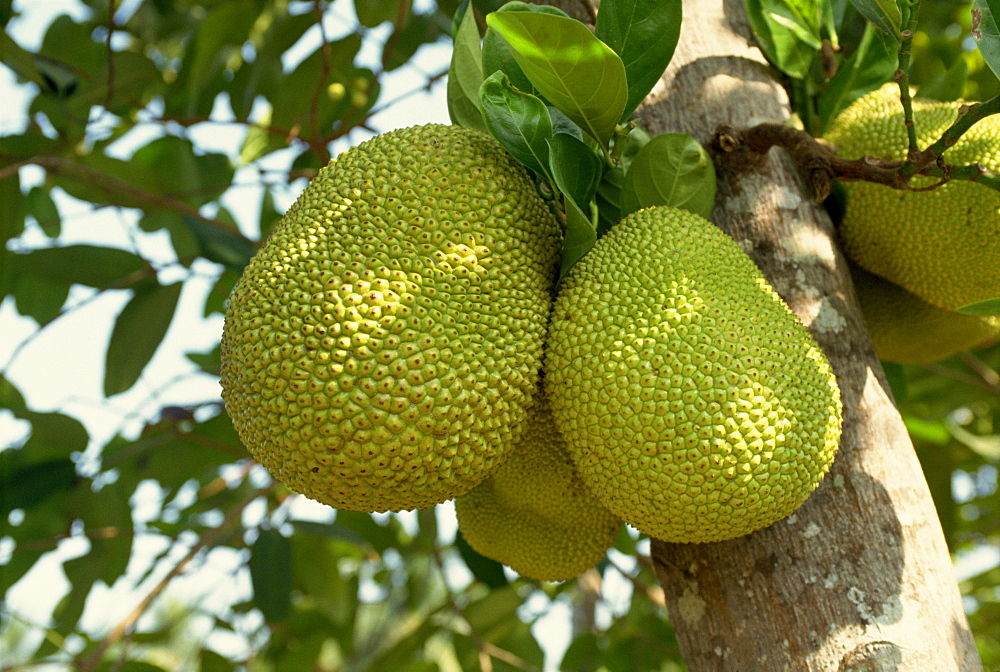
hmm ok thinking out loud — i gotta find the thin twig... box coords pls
[26,155,244,236]
[76,485,270,672]
[308,0,333,165]
[428,540,542,672]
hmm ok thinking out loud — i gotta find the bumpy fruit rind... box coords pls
[545,206,842,544]
[851,265,1000,364]
[825,83,1000,311]
[220,124,562,512]
[455,393,622,581]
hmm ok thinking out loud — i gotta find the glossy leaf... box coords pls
[547,132,602,210]
[596,125,652,235]
[973,0,1000,80]
[479,71,553,179]
[482,2,570,96]
[486,11,627,146]
[250,528,294,623]
[620,133,717,219]
[848,0,902,38]
[558,191,598,282]
[746,0,824,80]
[957,297,1000,316]
[595,0,682,120]
[448,3,487,130]
[104,281,183,397]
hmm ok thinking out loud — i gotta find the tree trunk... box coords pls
[635,1,984,670]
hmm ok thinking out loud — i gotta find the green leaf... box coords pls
[0,171,24,245]
[182,215,257,273]
[547,132,602,210]
[454,530,509,588]
[20,410,89,460]
[0,457,77,516]
[957,297,1000,316]
[595,125,651,235]
[816,21,897,133]
[463,584,524,635]
[448,3,487,131]
[104,281,184,397]
[620,133,716,219]
[25,185,60,237]
[915,57,969,102]
[973,0,1000,80]
[10,261,70,323]
[355,0,403,28]
[482,2,571,96]
[558,192,597,282]
[746,0,824,80]
[0,29,44,87]
[14,244,147,289]
[240,113,287,165]
[250,528,294,623]
[486,11,627,146]
[479,71,553,179]
[594,0,682,121]
[259,188,282,241]
[848,0,902,38]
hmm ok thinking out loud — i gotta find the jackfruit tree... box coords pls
[1,1,998,672]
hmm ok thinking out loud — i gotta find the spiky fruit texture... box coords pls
[545,206,842,544]
[455,394,622,581]
[220,124,562,513]
[824,83,1000,311]
[851,265,1000,364]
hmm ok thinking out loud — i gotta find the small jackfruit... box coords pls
[824,83,1000,311]
[455,393,622,581]
[220,124,562,513]
[851,265,1000,364]
[545,206,842,544]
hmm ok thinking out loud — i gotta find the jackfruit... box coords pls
[851,265,1000,364]
[544,206,842,544]
[455,392,622,581]
[824,83,1000,311]
[220,124,562,513]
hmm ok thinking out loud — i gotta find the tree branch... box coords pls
[76,485,269,672]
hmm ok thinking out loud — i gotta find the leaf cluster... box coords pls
[446,0,715,279]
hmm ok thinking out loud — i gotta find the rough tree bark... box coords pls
[548,0,983,669]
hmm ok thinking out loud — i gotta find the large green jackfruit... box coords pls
[455,393,622,581]
[545,206,842,544]
[220,124,562,512]
[825,83,1000,311]
[851,265,1000,364]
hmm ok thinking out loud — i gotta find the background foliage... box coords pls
[0,1,997,670]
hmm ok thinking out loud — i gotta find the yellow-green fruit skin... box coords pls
[220,124,562,513]
[851,265,1000,364]
[825,83,1000,310]
[455,394,622,581]
[545,206,842,544]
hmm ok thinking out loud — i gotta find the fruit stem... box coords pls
[894,0,922,165]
